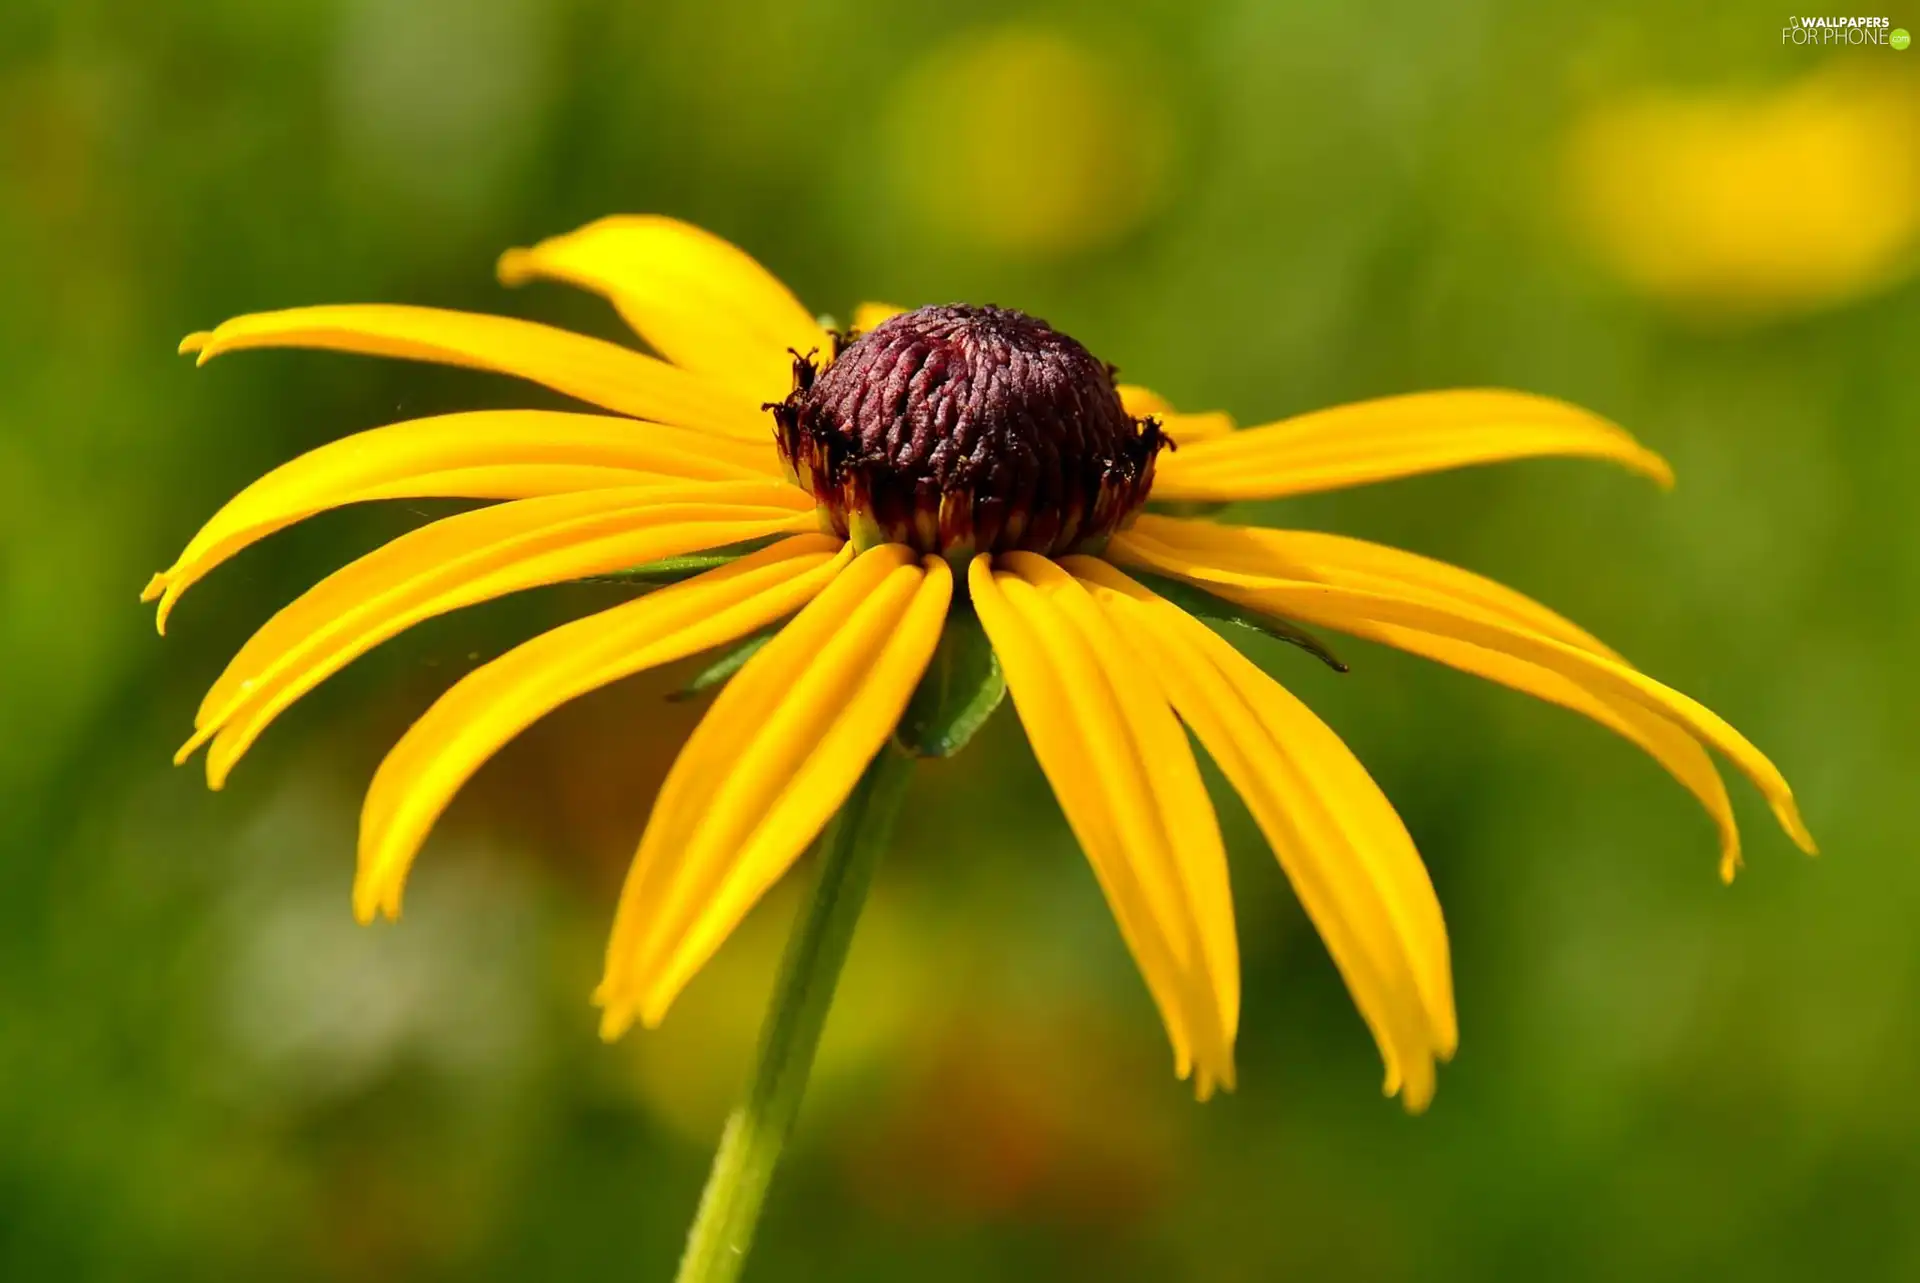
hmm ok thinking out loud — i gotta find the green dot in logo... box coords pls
[1894,27,1912,50]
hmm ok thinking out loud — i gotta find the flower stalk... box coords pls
[672,744,913,1283]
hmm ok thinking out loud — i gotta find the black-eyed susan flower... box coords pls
[155,216,1815,1115]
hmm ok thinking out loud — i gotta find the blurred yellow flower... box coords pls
[1565,65,1920,318]
[879,27,1174,258]
[154,215,1814,1113]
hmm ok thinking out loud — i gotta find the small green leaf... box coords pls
[586,537,782,587]
[895,605,1006,758]
[668,632,775,702]
[1133,572,1348,673]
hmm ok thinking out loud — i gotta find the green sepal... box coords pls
[587,537,783,587]
[1144,498,1230,519]
[1132,571,1348,673]
[667,632,774,702]
[894,604,1006,758]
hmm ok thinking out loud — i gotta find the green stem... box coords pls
[672,745,913,1283]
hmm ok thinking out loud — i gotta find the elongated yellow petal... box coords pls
[1150,389,1674,502]
[1128,517,1622,658]
[1369,626,1744,880]
[1112,523,1816,859]
[179,304,771,438]
[143,411,787,631]
[1068,556,1453,1109]
[1007,553,1240,1070]
[851,302,907,334]
[497,217,827,403]
[596,545,951,1035]
[969,560,1195,1082]
[607,546,914,912]
[1117,385,1237,446]
[971,553,1237,1097]
[181,482,817,787]
[355,535,851,922]
[1117,518,1742,875]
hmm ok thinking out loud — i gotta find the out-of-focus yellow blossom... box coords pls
[879,27,1174,258]
[1564,65,1920,318]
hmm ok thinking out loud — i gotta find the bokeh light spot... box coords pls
[1563,65,1920,320]
[879,27,1175,260]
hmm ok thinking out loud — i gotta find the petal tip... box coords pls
[1395,1063,1437,1114]
[1639,450,1678,490]
[177,331,211,357]
[496,247,536,287]
[171,727,212,768]
[350,863,403,924]
[596,1003,635,1043]
[636,992,673,1031]
[150,582,183,634]
[1772,798,1819,856]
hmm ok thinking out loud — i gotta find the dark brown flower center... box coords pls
[770,304,1166,558]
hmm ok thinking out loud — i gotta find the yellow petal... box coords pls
[1128,516,1622,659]
[971,553,1237,1097]
[970,558,1197,1082]
[180,304,771,438]
[497,216,827,404]
[1368,627,1744,881]
[1116,518,1741,875]
[181,482,817,788]
[1007,553,1241,1071]
[1068,556,1454,1110]
[1150,389,1674,502]
[1117,384,1236,446]
[851,302,907,334]
[1112,522,1816,859]
[355,535,851,922]
[1118,386,1174,417]
[597,545,951,1035]
[143,410,787,630]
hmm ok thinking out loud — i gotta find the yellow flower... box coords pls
[1564,66,1920,318]
[153,216,1815,1110]
[880,26,1174,257]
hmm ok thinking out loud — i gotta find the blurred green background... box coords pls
[4,0,1916,1279]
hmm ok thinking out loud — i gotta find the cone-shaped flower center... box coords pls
[772,305,1166,558]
